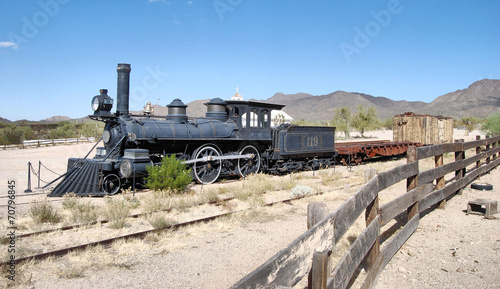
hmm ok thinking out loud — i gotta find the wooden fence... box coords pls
[1,137,96,150]
[230,135,500,289]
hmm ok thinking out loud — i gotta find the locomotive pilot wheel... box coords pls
[238,145,261,178]
[102,174,121,195]
[192,145,222,184]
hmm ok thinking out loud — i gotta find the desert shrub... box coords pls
[482,113,500,135]
[102,199,130,229]
[48,121,78,139]
[381,118,394,130]
[147,214,177,229]
[69,202,99,224]
[145,155,192,194]
[0,125,35,145]
[198,189,220,204]
[290,185,314,198]
[29,200,62,224]
[352,105,380,137]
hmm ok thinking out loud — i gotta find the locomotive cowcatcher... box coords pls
[48,64,337,197]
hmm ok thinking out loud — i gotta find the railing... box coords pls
[230,135,500,289]
[1,137,96,150]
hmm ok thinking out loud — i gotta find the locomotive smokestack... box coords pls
[116,63,131,116]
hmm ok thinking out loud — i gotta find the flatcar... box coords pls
[48,64,337,197]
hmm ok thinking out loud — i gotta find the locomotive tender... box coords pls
[48,63,337,197]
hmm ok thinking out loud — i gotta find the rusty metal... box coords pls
[336,141,422,165]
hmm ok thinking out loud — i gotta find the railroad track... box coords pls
[0,181,363,266]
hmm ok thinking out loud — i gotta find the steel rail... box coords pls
[0,181,363,266]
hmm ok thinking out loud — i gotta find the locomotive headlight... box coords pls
[91,89,113,115]
[91,97,100,112]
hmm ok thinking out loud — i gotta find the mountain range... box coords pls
[2,79,499,124]
[186,79,500,122]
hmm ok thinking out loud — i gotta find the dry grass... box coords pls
[62,197,99,224]
[147,213,177,229]
[102,199,130,229]
[29,199,62,224]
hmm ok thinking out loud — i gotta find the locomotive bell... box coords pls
[166,98,188,123]
[205,98,228,120]
[91,89,113,116]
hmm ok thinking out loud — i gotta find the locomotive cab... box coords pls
[225,100,284,140]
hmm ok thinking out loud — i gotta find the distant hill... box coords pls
[2,79,499,124]
[40,115,71,123]
[180,79,498,122]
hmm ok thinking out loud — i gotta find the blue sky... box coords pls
[1,0,499,121]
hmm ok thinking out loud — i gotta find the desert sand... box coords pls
[1,129,498,288]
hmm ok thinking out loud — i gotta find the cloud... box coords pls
[0,41,18,49]
[148,0,170,3]
[187,1,193,4]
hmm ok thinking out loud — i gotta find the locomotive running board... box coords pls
[183,153,254,165]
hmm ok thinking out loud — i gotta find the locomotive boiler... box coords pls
[48,63,337,197]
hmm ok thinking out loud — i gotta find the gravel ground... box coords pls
[2,129,499,289]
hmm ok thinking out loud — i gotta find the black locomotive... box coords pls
[48,63,337,197]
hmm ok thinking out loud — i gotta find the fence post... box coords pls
[406,146,419,220]
[454,139,465,195]
[485,135,490,164]
[25,162,32,193]
[311,251,328,289]
[435,153,446,209]
[476,135,481,168]
[494,137,499,160]
[307,202,329,289]
[364,169,379,273]
[491,135,498,161]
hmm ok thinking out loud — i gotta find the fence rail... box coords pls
[231,135,500,289]
[1,137,96,150]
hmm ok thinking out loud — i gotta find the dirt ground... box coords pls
[1,129,499,288]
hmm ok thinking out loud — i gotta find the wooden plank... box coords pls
[419,178,465,212]
[486,135,500,145]
[334,177,379,244]
[359,215,419,289]
[231,177,380,289]
[365,194,380,272]
[230,210,335,288]
[420,156,500,213]
[463,138,486,150]
[417,142,464,160]
[380,215,420,268]
[377,162,418,191]
[463,151,486,168]
[486,145,500,157]
[418,160,465,185]
[379,183,433,226]
[328,216,380,289]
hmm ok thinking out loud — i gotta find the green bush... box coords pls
[482,113,500,135]
[145,155,192,194]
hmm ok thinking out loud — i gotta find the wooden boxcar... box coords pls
[393,112,453,145]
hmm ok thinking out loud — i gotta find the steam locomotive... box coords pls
[48,63,337,197]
